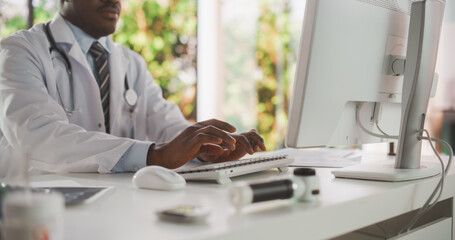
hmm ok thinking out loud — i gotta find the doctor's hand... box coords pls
[197,129,266,163]
[146,119,238,169]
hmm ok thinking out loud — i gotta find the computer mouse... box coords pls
[132,166,186,191]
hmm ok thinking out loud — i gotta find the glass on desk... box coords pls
[1,191,64,240]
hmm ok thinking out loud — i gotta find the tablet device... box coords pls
[36,187,112,206]
[1,183,111,206]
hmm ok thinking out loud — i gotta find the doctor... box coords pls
[0,0,266,177]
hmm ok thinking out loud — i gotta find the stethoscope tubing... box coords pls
[43,22,137,116]
[44,22,76,116]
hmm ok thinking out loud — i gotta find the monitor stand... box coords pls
[332,154,441,182]
[333,1,445,182]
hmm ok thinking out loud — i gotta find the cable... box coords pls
[418,130,444,209]
[398,129,453,235]
[375,121,390,137]
[431,137,453,175]
[355,230,386,239]
[355,103,398,140]
[357,104,453,174]
[356,103,454,236]
[375,222,390,239]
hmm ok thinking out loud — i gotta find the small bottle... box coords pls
[229,179,300,211]
[229,168,320,211]
[293,168,320,202]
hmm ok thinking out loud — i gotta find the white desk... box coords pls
[30,156,455,240]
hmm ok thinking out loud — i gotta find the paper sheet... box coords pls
[287,148,362,168]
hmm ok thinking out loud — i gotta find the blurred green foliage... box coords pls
[114,0,198,121]
[255,0,293,149]
[33,1,55,24]
[221,0,295,150]
[0,0,56,36]
[0,15,27,37]
[0,0,27,37]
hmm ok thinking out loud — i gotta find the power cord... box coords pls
[375,122,390,137]
[399,130,452,235]
[355,103,398,140]
[356,102,453,236]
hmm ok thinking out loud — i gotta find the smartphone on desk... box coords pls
[156,205,210,223]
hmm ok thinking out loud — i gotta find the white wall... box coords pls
[433,0,455,111]
[424,0,455,153]
[196,0,224,121]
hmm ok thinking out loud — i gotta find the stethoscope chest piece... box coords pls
[125,89,138,107]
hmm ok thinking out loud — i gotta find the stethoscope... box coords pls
[43,22,138,116]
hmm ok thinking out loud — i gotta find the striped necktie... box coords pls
[89,41,110,133]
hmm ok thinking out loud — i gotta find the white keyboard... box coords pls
[175,152,294,184]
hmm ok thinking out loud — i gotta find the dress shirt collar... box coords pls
[64,16,110,55]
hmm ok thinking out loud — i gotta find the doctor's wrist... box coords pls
[146,142,185,169]
[146,143,160,166]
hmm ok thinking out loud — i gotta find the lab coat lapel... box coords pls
[48,14,105,128]
[48,15,96,82]
[107,39,129,136]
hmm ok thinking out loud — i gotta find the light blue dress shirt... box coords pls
[65,20,151,172]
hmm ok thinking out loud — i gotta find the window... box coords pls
[198,0,306,149]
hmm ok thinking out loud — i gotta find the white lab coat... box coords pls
[0,14,190,177]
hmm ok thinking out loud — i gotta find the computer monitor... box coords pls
[286,0,445,181]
